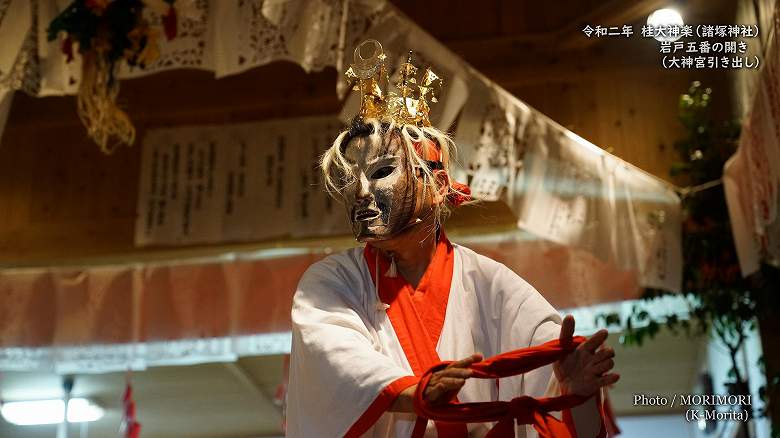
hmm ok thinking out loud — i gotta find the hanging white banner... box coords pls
[724,52,780,275]
[453,83,682,293]
[135,116,350,246]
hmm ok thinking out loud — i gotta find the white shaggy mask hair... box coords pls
[320,118,466,231]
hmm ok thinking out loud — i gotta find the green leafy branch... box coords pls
[596,82,780,428]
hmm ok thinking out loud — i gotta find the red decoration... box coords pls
[448,180,472,207]
[162,5,177,40]
[121,382,141,438]
[84,0,109,14]
[61,36,74,63]
[413,139,472,207]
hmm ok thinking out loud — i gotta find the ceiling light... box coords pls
[647,8,685,42]
[1,398,104,425]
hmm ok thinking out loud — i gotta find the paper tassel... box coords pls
[385,255,398,277]
[78,52,136,154]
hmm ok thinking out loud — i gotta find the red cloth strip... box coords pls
[412,139,471,207]
[413,337,598,438]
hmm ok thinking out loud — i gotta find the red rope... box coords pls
[413,337,592,438]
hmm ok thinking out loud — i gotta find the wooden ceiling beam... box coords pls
[444,0,669,62]
[442,34,665,90]
[555,0,670,49]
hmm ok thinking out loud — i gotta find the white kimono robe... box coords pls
[287,239,565,438]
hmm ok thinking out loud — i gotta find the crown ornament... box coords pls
[344,40,443,127]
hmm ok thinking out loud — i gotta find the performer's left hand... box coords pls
[553,315,620,397]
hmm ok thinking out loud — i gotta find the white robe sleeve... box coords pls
[467,252,563,438]
[286,255,416,438]
[500,266,562,438]
[485,260,605,438]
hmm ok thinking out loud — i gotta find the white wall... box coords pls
[617,414,698,438]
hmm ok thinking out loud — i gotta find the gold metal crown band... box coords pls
[344,40,442,127]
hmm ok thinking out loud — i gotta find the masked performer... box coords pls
[287,40,619,437]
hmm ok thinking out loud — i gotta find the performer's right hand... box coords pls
[423,353,483,405]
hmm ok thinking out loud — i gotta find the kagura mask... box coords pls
[322,40,473,242]
[342,131,421,242]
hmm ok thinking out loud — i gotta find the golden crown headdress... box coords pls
[344,40,443,127]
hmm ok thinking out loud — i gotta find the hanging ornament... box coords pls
[162,0,178,40]
[47,0,178,154]
[273,355,290,433]
[120,377,141,438]
[78,51,136,154]
[385,253,398,278]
